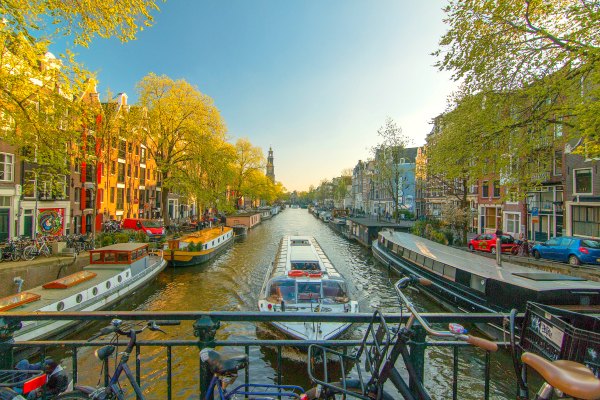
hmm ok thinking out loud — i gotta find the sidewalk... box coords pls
[0,253,89,298]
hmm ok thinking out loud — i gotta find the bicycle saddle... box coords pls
[200,348,248,374]
[522,353,600,400]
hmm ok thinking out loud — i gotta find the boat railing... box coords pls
[0,311,512,400]
[148,248,164,259]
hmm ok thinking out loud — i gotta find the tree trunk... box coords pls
[162,187,170,226]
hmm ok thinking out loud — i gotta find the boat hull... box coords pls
[165,235,233,267]
[15,257,167,342]
[270,321,352,341]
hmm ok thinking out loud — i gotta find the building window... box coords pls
[118,140,126,159]
[482,181,489,198]
[493,181,500,198]
[0,153,14,181]
[74,188,80,203]
[135,166,138,178]
[140,167,146,185]
[140,147,147,164]
[572,205,600,238]
[116,188,124,210]
[110,187,115,204]
[111,161,116,175]
[574,169,592,194]
[505,213,520,234]
[554,151,563,176]
[117,163,125,183]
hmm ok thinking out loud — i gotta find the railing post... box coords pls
[0,318,21,369]
[194,316,220,399]
[408,324,426,395]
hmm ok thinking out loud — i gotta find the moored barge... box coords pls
[258,236,359,340]
[1,243,166,341]
[373,231,600,319]
[164,226,234,267]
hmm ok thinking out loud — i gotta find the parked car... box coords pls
[468,233,517,254]
[531,236,600,266]
[121,218,165,240]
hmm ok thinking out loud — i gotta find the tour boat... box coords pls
[1,243,167,341]
[258,236,359,340]
[164,226,234,267]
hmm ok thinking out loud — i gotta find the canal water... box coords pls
[53,208,518,399]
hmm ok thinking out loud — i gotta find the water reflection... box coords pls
[44,209,515,399]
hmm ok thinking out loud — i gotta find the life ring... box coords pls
[288,270,305,277]
[308,271,323,278]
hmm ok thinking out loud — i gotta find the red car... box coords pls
[468,234,517,254]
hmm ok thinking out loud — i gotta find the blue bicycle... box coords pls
[200,348,307,399]
[54,319,180,399]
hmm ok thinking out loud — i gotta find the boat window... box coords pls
[322,280,349,304]
[117,253,129,262]
[91,252,102,263]
[268,279,295,303]
[470,274,486,293]
[297,282,321,302]
[291,261,319,271]
[104,252,116,263]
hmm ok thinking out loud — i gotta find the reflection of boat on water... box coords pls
[258,236,359,340]
[164,226,234,267]
[1,243,166,341]
[254,324,355,389]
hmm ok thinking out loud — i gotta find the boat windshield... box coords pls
[321,280,349,304]
[297,282,321,302]
[267,279,296,303]
[290,261,320,271]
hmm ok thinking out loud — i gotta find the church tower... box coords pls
[266,147,275,182]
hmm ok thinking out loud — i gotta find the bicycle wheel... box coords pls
[0,248,4,262]
[22,245,36,261]
[41,245,51,257]
[10,249,20,261]
[54,390,90,399]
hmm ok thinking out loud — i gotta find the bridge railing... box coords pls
[0,311,514,400]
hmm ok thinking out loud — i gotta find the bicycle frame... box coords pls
[205,373,305,399]
[102,357,145,400]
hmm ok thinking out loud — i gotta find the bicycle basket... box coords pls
[519,302,600,376]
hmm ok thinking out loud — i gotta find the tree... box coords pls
[435,0,600,154]
[1,0,161,169]
[135,73,227,225]
[231,138,265,208]
[371,118,411,218]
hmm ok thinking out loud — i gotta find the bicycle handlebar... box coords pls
[394,276,497,352]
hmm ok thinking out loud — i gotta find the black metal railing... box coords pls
[0,311,512,400]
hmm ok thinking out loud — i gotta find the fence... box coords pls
[0,311,511,399]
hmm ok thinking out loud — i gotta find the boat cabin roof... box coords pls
[380,231,600,292]
[89,243,149,265]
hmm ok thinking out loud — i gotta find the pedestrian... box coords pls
[23,358,68,399]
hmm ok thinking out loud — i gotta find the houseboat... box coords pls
[1,243,166,341]
[258,236,359,340]
[164,226,234,267]
[373,231,600,335]
[259,207,273,221]
[226,212,261,230]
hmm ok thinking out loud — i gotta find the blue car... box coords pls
[531,236,600,266]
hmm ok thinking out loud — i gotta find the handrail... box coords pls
[0,310,515,323]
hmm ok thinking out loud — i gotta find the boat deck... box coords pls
[272,236,341,278]
[381,231,600,292]
[11,268,123,312]
[180,226,232,243]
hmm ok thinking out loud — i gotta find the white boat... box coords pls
[258,236,359,340]
[1,243,167,341]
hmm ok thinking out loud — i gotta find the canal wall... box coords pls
[0,254,89,298]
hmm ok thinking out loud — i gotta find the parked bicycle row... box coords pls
[2,277,598,399]
[0,234,94,262]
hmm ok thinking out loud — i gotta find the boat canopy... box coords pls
[266,277,349,304]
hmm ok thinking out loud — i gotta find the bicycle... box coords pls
[306,276,498,399]
[22,236,51,261]
[200,348,307,399]
[509,303,600,400]
[511,239,533,257]
[0,240,23,262]
[54,319,180,399]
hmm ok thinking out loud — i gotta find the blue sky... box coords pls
[54,0,455,191]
